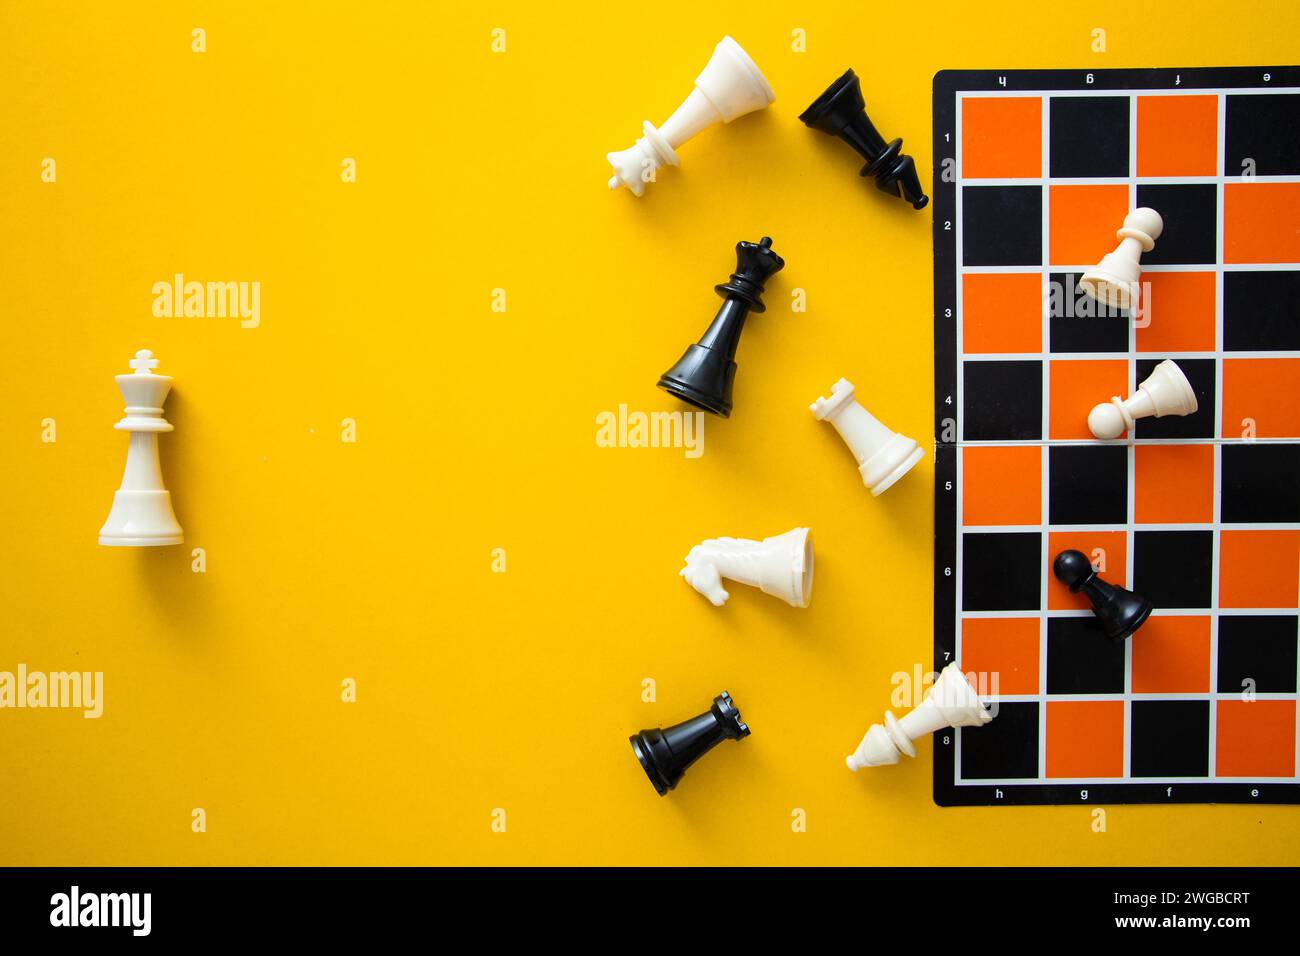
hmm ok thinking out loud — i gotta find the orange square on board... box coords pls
[960,617,1040,695]
[962,445,1041,526]
[1134,444,1214,524]
[962,273,1042,353]
[1225,183,1300,263]
[1222,358,1300,439]
[1046,700,1125,778]
[1219,530,1300,608]
[1216,700,1297,777]
[1047,531,1127,611]
[1050,359,1128,440]
[1049,185,1130,267]
[962,97,1042,179]
[1136,95,1218,177]
[1131,615,1211,693]
[1135,272,1216,353]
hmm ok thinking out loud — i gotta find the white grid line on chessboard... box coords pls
[959,350,1298,360]
[1211,91,1227,775]
[1126,88,1139,780]
[961,176,1300,186]
[951,88,1300,787]
[958,523,1300,533]
[1037,91,1052,782]
[982,693,1299,703]
[959,85,1295,98]
[940,437,1299,446]
[953,86,967,786]
[960,263,1300,272]
[962,608,1298,618]
[1138,87,1149,780]
[956,776,1296,787]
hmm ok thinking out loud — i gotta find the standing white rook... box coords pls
[846,663,993,770]
[99,349,184,546]
[680,527,812,608]
[810,378,923,496]
[1078,207,1163,312]
[1088,358,1198,439]
[606,36,774,197]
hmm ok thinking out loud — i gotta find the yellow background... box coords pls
[2,1,1297,866]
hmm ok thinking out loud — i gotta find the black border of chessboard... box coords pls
[932,66,1300,807]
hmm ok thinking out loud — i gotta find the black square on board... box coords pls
[1048,444,1128,525]
[1226,94,1300,176]
[1130,700,1209,777]
[1046,617,1126,693]
[1049,96,1130,178]
[1133,358,1216,439]
[963,360,1042,441]
[1221,443,1300,523]
[1048,271,1130,352]
[1224,271,1300,352]
[962,186,1042,266]
[1217,615,1299,694]
[1134,530,1213,609]
[1135,184,1217,265]
[960,701,1039,779]
[962,532,1041,611]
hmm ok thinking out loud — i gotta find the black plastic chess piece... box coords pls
[799,69,928,210]
[1053,550,1153,641]
[657,237,784,418]
[630,691,750,795]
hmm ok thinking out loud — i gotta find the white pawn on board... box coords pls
[606,36,774,197]
[846,663,993,770]
[1078,207,1163,312]
[811,378,923,496]
[99,349,184,546]
[680,527,812,608]
[1088,359,1198,440]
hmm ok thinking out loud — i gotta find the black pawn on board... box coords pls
[630,691,750,795]
[1053,550,1153,641]
[657,237,784,418]
[800,69,928,209]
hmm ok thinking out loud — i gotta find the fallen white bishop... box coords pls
[846,663,993,770]
[606,36,775,196]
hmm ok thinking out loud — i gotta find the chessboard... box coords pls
[932,67,1300,805]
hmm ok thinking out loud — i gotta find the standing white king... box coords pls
[810,378,923,496]
[99,349,184,547]
[846,663,993,770]
[606,36,775,197]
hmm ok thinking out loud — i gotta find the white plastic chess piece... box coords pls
[1087,359,1198,440]
[1078,207,1163,312]
[846,663,992,770]
[606,36,774,197]
[99,349,184,546]
[680,527,812,608]
[811,378,923,496]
